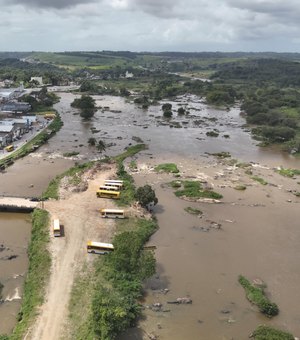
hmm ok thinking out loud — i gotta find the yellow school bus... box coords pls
[99,185,120,192]
[87,241,114,254]
[100,209,125,219]
[104,180,124,190]
[96,189,120,199]
[5,145,14,152]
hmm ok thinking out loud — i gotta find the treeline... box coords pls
[212,58,300,87]
[0,58,69,84]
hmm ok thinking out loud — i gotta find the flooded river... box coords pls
[0,92,299,337]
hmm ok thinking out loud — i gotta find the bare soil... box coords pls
[27,163,118,340]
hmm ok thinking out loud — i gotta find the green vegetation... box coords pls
[234,185,247,190]
[276,167,300,177]
[71,95,96,119]
[0,282,3,300]
[238,275,279,317]
[184,207,203,215]
[251,176,268,185]
[9,210,51,339]
[173,180,223,199]
[91,218,157,340]
[135,185,158,208]
[252,325,294,340]
[206,131,219,137]
[63,151,80,157]
[211,151,231,158]
[154,163,179,174]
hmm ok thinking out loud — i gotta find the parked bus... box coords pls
[87,241,156,255]
[44,113,56,120]
[104,180,124,189]
[99,185,119,192]
[87,241,114,254]
[5,145,14,152]
[96,189,120,199]
[53,219,62,237]
[100,209,125,219]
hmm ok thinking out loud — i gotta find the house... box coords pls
[0,124,14,147]
[0,84,25,103]
[30,77,43,86]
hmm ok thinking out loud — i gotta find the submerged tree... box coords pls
[135,185,158,209]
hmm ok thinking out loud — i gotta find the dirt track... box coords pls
[27,164,117,340]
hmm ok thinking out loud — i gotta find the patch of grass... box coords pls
[206,131,219,137]
[63,151,80,157]
[211,151,231,158]
[238,275,279,317]
[184,207,203,215]
[11,209,51,339]
[251,176,268,185]
[174,180,223,199]
[114,144,147,164]
[252,325,294,340]
[169,180,182,188]
[277,167,300,178]
[128,160,137,171]
[154,163,179,173]
[234,185,247,190]
[68,263,96,340]
[236,162,252,168]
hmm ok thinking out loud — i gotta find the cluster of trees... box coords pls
[21,87,59,111]
[71,94,96,119]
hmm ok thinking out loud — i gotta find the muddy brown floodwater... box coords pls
[0,213,31,335]
[0,91,299,338]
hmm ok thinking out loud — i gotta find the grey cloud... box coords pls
[8,0,97,9]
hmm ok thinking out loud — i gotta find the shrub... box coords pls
[252,325,294,340]
[238,275,279,317]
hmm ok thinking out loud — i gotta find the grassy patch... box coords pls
[63,151,80,157]
[211,151,231,158]
[252,325,294,340]
[10,209,51,339]
[276,167,300,178]
[68,263,97,340]
[114,144,147,164]
[234,185,247,190]
[174,180,223,199]
[154,163,179,174]
[238,275,279,317]
[251,176,268,185]
[184,207,203,215]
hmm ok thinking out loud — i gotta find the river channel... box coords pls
[0,91,299,338]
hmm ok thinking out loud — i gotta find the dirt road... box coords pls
[27,164,117,340]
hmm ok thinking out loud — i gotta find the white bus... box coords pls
[53,219,62,237]
[104,180,124,190]
[87,241,114,254]
[100,209,125,219]
[99,185,120,192]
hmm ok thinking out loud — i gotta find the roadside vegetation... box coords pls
[251,176,268,185]
[238,275,279,317]
[0,113,63,171]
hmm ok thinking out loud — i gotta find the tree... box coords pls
[135,185,158,209]
[162,103,172,117]
[97,140,106,152]
[177,107,185,115]
[88,137,96,146]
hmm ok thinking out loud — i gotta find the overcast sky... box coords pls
[1,0,300,52]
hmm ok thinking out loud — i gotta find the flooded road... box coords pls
[0,91,299,337]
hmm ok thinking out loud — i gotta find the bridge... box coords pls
[0,196,42,212]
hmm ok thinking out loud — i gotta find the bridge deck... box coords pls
[0,197,40,212]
